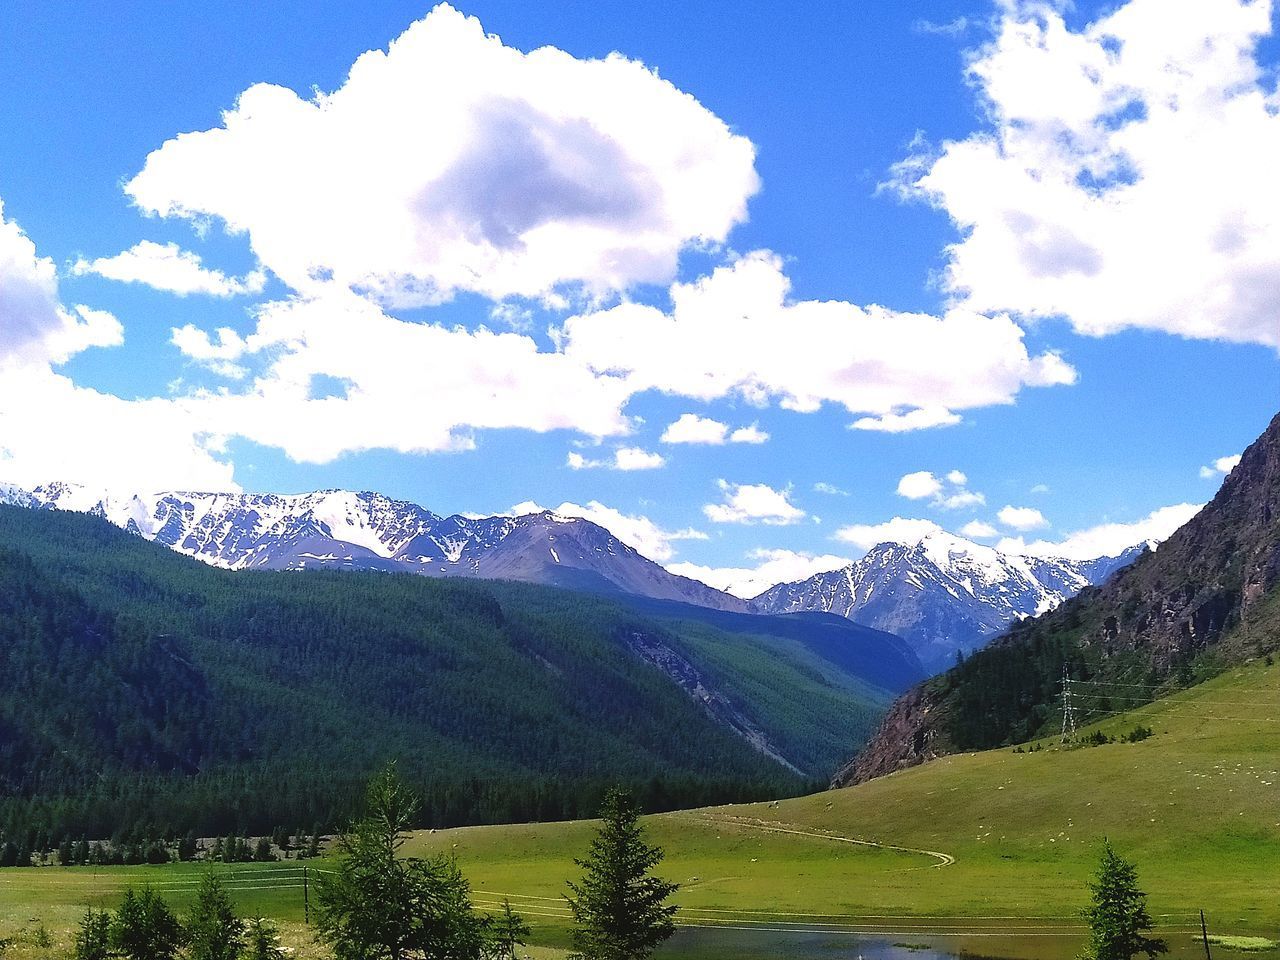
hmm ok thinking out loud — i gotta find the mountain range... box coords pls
[0,481,1147,673]
[0,483,746,612]
[751,532,1147,672]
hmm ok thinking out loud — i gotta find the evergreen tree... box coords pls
[177,833,198,862]
[110,888,185,960]
[253,837,275,862]
[1080,841,1168,960]
[187,874,245,960]
[314,764,491,960]
[244,919,284,960]
[565,788,678,960]
[0,842,17,867]
[484,900,530,960]
[73,908,111,960]
[59,838,73,866]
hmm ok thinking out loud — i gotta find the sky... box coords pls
[1,0,1278,594]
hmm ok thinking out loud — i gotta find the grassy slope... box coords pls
[402,656,1280,958]
[5,659,1277,960]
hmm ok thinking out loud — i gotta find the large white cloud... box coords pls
[183,290,634,462]
[0,366,237,494]
[897,0,1280,349]
[0,200,124,366]
[669,548,852,599]
[73,241,266,297]
[998,502,1203,560]
[124,3,758,306]
[0,200,233,492]
[562,251,1076,429]
[703,480,806,525]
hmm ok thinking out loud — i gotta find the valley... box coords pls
[6,656,1276,960]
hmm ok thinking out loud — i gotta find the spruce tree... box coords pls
[1080,841,1168,960]
[73,908,111,960]
[565,788,678,960]
[314,764,492,960]
[187,874,245,960]
[244,918,284,960]
[485,900,530,960]
[110,888,185,960]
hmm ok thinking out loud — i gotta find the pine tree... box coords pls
[73,908,112,960]
[1080,841,1168,960]
[253,837,275,862]
[244,919,284,960]
[565,788,678,960]
[177,833,198,863]
[314,764,491,960]
[484,899,530,960]
[110,888,185,960]
[186,874,245,960]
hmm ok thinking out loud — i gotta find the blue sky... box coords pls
[1,0,1277,593]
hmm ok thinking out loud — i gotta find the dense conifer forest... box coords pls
[0,506,909,846]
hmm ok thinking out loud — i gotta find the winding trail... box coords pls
[679,812,956,868]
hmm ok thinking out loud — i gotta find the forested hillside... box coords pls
[839,410,1280,784]
[0,506,916,843]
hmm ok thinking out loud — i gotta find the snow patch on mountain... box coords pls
[750,529,1149,672]
[0,481,747,612]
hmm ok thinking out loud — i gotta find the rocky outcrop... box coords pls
[830,684,944,786]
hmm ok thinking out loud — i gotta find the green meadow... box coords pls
[4,659,1277,960]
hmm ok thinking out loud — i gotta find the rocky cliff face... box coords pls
[835,410,1280,787]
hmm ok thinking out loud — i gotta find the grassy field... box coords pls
[3,658,1277,960]
[406,656,1280,959]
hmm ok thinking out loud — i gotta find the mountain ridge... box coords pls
[750,530,1147,672]
[0,483,749,613]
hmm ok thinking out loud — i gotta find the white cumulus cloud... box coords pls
[897,470,944,500]
[1199,454,1242,479]
[72,241,266,297]
[998,502,1202,561]
[703,480,805,525]
[660,413,769,445]
[567,446,665,471]
[960,519,999,539]
[896,0,1280,350]
[563,251,1075,431]
[897,469,985,510]
[997,505,1049,531]
[124,3,758,306]
[833,517,944,551]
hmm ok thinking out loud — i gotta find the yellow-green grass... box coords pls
[4,660,1277,960]
[403,658,1280,958]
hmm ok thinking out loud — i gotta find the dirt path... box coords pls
[678,812,956,868]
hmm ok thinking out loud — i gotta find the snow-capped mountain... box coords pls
[0,483,749,612]
[750,529,1148,672]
